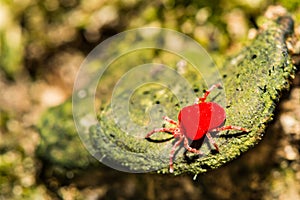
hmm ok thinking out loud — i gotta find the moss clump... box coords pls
[37,100,98,169]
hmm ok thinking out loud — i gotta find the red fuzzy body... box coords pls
[178,102,226,140]
[145,83,248,173]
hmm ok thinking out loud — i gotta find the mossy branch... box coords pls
[37,14,296,175]
[91,16,296,175]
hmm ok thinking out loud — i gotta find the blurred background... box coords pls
[0,0,299,199]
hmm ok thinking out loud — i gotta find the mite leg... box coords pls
[212,125,249,132]
[198,83,222,103]
[183,137,202,154]
[163,116,178,126]
[169,136,184,173]
[145,128,176,138]
[206,132,219,152]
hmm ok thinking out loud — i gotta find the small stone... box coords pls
[283,145,298,160]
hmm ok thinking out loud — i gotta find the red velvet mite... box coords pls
[145,83,249,173]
